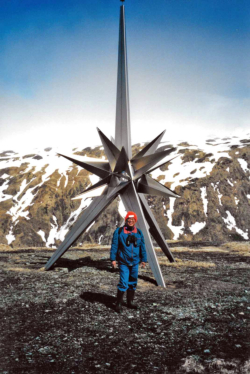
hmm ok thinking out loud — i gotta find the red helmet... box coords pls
[125,211,137,223]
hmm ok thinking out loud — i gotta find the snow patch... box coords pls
[217,191,223,206]
[1,173,9,179]
[64,173,69,188]
[222,211,236,231]
[37,230,46,242]
[6,178,37,223]
[222,211,248,240]
[19,211,30,220]
[166,199,184,240]
[46,215,59,248]
[190,222,206,235]
[0,179,13,201]
[238,159,248,173]
[57,198,92,240]
[6,227,15,245]
[57,175,62,187]
[98,235,103,244]
[201,187,208,216]
[86,221,95,232]
[211,183,222,206]
[89,174,99,185]
[227,179,234,187]
[45,198,93,247]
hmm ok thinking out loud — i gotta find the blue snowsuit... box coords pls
[110,226,147,292]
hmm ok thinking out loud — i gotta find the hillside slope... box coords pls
[0,135,249,247]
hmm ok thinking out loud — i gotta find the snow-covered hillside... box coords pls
[0,134,249,247]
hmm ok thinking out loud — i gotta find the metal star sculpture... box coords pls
[45,4,179,287]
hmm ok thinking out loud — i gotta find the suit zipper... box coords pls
[131,243,133,262]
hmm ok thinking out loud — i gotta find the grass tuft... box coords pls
[221,242,250,256]
[158,257,216,268]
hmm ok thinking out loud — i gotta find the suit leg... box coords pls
[118,263,129,292]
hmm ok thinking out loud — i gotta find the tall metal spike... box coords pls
[44,2,178,288]
[107,175,119,197]
[132,131,166,160]
[97,128,120,171]
[72,185,107,200]
[45,189,117,270]
[132,149,175,180]
[139,194,175,263]
[58,154,110,179]
[146,155,178,175]
[114,146,131,176]
[72,175,111,199]
[115,5,132,159]
[137,175,179,198]
[107,180,130,199]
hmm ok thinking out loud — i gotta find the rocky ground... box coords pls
[0,242,250,374]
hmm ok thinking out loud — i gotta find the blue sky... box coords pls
[1,0,249,151]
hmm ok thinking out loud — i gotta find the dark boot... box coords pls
[115,290,125,313]
[127,289,138,310]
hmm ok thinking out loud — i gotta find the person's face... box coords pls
[126,218,135,227]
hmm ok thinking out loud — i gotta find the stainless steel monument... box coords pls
[45,1,179,287]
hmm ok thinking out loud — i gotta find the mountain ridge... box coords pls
[0,134,249,248]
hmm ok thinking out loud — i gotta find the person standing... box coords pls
[110,211,147,313]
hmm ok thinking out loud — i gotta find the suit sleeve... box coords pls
[140,231,147,263]
[110,228,119,261]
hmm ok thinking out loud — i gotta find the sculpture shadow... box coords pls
[80,291,116,311]
[52,256,118,274]
[52,257,157,285]
[138,275,157,285]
